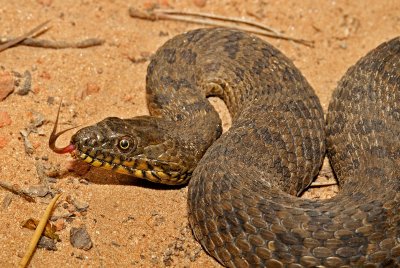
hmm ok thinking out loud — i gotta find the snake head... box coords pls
[50,102,219,185]
[68,116,191,185]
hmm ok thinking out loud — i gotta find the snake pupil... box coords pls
[119,139,130,150]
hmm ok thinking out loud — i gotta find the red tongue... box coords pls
[49,100,79,154]
[53,144,76,154]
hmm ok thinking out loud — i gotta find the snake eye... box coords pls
[118,136,134,151]
[119,138,130,150]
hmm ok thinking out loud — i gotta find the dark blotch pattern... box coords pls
[181,49,197,65]
[95,28,400,267]
[163,48,176,64]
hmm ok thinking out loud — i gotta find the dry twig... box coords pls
[156,9,282,35]
[0,20,104,52]
[129,8,314,47]
[0,181,35,202]
[0,20,51,52]
[0,37,105,49]
[18,193,62,268]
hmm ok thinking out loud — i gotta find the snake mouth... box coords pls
[74,149,190,185]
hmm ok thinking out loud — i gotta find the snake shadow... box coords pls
[63,159,339,192]
[67,160,186,191]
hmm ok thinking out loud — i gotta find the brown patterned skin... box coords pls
[68,28,400,267]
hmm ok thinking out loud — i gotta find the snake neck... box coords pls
[145,28,322,192]
[161,112,223,182]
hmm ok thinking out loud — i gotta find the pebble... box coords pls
[16,70,32,95]
[0,71,14,101]
[53,218,66,231]
[27,185,50,197]
[29,111,46,128]
[70,226,93,250]
[72,199,89,212]
[37,236,57,251]
[0,111,11,128]
[1,194,13,209]
[47,96,55,105]
[20,129,34,154]
[75,83,101,100]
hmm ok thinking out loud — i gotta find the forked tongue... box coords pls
[48,101,78,154]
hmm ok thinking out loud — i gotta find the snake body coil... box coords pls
[60,29,400,267]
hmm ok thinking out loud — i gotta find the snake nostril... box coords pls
[81,137,90,145]
[88,138,98,147]
[81,137,96,147]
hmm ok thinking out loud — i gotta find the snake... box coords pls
[49,28,400,267]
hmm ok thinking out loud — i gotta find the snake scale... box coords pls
[50,28,400,267]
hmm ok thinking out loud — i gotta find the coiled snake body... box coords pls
[51,28,400,267]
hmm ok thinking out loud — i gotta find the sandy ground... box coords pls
[0,0,399,267]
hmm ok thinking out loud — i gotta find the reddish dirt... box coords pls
[0,0,399,267]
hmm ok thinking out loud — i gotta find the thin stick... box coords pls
[0,181,35,202]
[129,8,314,47]
[0,37,105,49]
[18,193,62,268]
[0,20,50,53]
[156,9,281,35]
[0,20,104,50]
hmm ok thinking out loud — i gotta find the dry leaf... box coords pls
[21,218,60,241]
